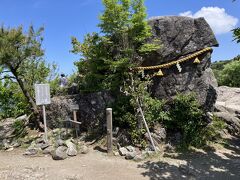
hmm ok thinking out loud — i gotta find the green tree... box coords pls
[72,0,160,92]
[232,0,240,43]
[219,58,240,87]
[72,0,163,144]
[0,26,56,125]
[233,27,240,43]
[0,79,28,119]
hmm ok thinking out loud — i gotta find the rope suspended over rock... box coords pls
[134,47,213,76]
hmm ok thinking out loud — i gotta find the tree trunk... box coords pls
[15,75,39,114]
[11,70,43,129]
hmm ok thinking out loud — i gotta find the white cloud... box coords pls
[179,7,239,35]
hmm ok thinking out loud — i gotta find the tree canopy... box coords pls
[72,0,159,92]
[0,26,57,124]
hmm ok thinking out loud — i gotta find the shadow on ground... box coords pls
[138,136,240,180]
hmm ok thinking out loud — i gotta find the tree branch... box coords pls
[0,76,16,81]
[0,70,11,74]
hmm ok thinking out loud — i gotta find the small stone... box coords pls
[81,145,89,154]
[3,139,11,150]
[11,141,21,148]
[40,143,49,150]
[51,146,68,160]
[126,145,135,152]
[125,151,137,160]
[42,146,55,155]
[133,154,146,162]
[113,151,119,156]
[56,139,65,147]
[6,147,14,152]
[119,147,128,156]
[66,141,77,156]
[23,148,38,156]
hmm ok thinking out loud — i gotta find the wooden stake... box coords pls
[73,110,78,137]
[106,108,113,155]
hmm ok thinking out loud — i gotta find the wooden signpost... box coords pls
[70,104,80,137]
[35,84,51,143]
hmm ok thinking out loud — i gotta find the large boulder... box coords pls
[215,86,240,114]
[214,86,240,135]
[143,16,219,111]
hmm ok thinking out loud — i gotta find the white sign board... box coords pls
[70,104,79,111]
[35,84,51,105]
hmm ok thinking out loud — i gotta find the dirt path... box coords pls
[0,149,147,180]
[1,138,240,180]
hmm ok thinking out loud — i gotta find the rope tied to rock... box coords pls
[134,47,213,77]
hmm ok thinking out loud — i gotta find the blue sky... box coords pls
[0,0,239,75]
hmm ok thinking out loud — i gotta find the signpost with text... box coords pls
[35,84,51,142]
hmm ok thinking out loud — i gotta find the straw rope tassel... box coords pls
[141,70,145,78]
[176,63,182,72]
[194,57,201,64]
[156,69,164,76]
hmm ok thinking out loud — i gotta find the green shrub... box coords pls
[113,77,169,146]
[13,120,27,138]
[166,93,226,148]
[197,115,226,146]
[166,93,205,147]
[0,80,29,119]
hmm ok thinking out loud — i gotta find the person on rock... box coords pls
[59,73,68,88]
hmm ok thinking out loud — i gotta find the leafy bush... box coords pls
[0,80,29,119]
[113,77,169,145]
[195,116,226,146]
[166,93,205,147]
[166,93,226,148]
[13,119,27,138]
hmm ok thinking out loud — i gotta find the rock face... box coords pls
[46,91,114,130]
[214,86,240,134]
[0,115,27,148]
[215,86,240,114]
[145,16,219,111]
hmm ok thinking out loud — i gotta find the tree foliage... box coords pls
[0,26,57,122]
[0,80,28,119]
[166,93,225,148]
[72,0,162,144]
[72,0,160,92]
[233,27,240,43]
[0,26,44,115]
[212,56,240,87]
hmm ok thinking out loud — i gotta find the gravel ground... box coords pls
[1,138,240,180]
